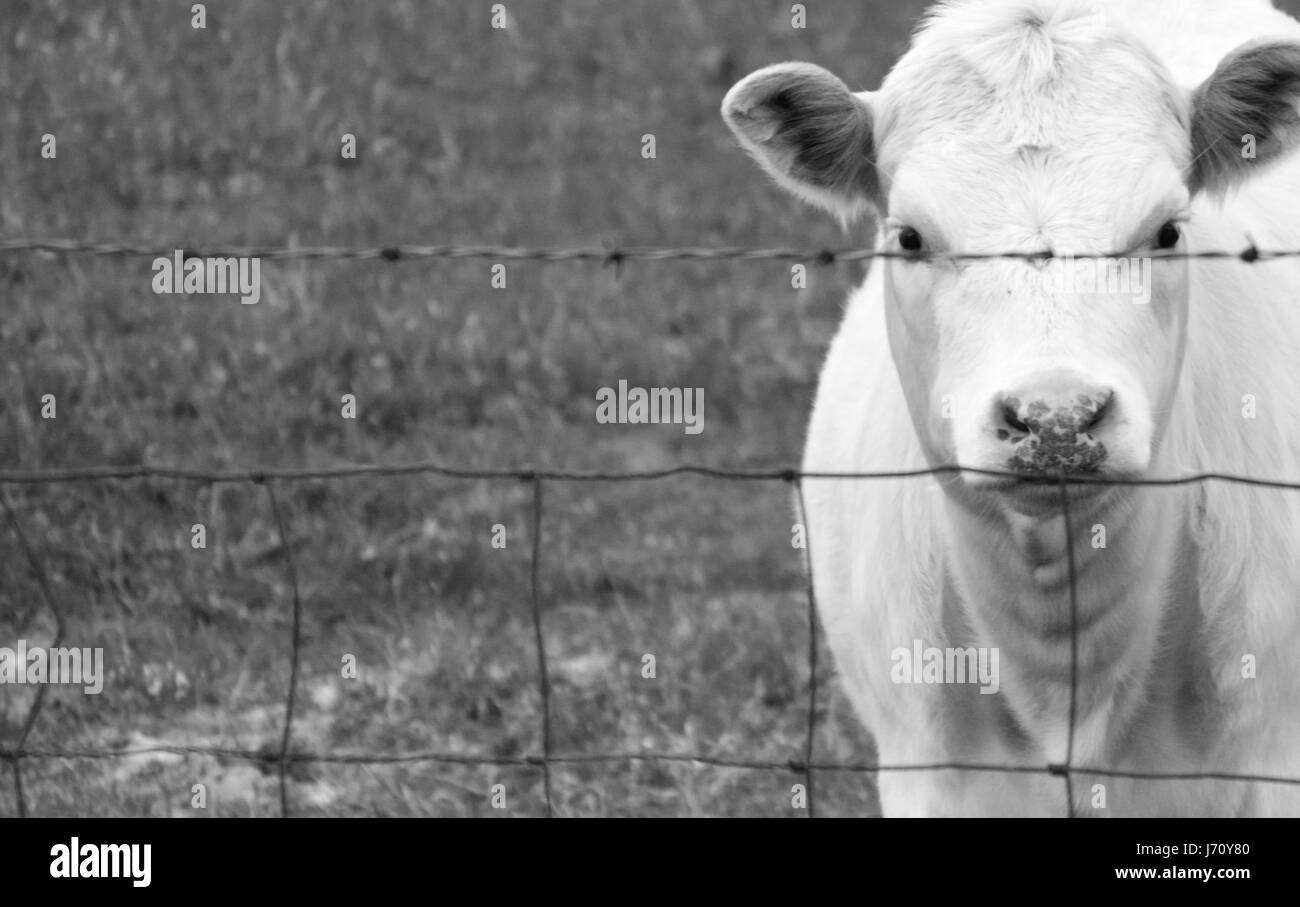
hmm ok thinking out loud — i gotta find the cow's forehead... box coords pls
[871,4,1192,242]
[886,145,1188,252]
[875,3,1190,179]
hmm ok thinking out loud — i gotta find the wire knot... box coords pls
[603,248,626,276]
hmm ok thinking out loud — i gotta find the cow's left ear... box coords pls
[722,63,880,223]
[1189,39,1300,196]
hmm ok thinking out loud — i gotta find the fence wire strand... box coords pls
[794,479,820,818]
[7,462,1300,818]
[528,478,554,817]
[263,480,304,819]
[1057,476,1080,819]
[2,237,1300,265]
[1,489,68,820]
[4,235,1300,816]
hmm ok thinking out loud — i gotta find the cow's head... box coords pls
[723,2,1300,507]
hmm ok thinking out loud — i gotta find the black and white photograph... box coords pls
[2,0,1300,880]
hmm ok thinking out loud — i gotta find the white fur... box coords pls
[746,0,1300,816]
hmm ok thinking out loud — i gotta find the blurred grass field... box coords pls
[0,0,936,816]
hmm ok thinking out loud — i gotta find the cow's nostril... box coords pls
[1081,392,1113,432]
[1001,404,1030,435]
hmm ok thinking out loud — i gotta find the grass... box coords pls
[0,0,946,816]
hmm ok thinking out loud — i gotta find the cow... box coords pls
[723,0,1300,816]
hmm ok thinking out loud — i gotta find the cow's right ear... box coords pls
[721,63,880,223]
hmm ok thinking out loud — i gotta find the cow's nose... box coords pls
[994,374,1113,473]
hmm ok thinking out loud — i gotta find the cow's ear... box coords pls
[722,63,880,222]
[1189,39,1300,196]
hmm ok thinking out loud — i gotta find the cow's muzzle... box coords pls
[994,373,1113,474]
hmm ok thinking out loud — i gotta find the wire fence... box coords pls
[4,238,1300,818]
[3,236,1300,264]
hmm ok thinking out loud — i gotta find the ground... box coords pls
[0,0,931,817]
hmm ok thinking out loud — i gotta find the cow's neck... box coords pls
[939,481,1203,764]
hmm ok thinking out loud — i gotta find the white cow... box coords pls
[724,0,1300,816]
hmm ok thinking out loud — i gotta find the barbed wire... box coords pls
[6,462,1300,818]
[4,233,1300,816]
[3,461,1300,488]
[2,237,1299,264]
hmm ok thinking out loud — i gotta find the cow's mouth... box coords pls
[970,475,1115,519]
[1010,481,1111,510]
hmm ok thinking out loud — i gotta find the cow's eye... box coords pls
[1154,221,1181,250]
[898,226,924,253]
